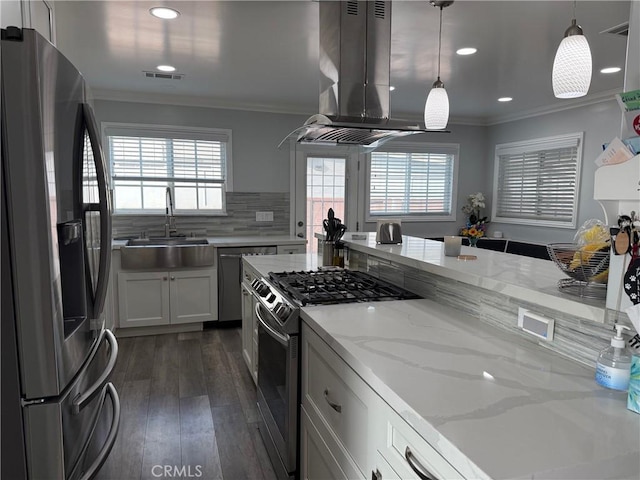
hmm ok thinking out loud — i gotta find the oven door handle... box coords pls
[255,303,290,346]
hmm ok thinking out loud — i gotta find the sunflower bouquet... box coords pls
[460,220,487,239]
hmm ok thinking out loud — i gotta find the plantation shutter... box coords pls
[495,135,580,226]
[370,148,455,216]
[106,126,230,213]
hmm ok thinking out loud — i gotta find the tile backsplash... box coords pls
[112,192,290,238]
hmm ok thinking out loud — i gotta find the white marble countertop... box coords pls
[112,235,306,249]
[342,232,607,323]
[301,300,640,480]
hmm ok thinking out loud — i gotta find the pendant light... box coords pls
[552,1,592,98]
[424,1,453,130]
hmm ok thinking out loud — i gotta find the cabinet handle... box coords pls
[371,469,382,480]
[163,276,168,281]
[323,388,342,413]
[404,447,436,480]
[171,276,175,281]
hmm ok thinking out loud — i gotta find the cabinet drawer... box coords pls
[302,325,371,478]
[378,402,463,480]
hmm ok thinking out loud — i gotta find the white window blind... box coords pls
[493,133,582,228]
[106,126,230,214]
[369,147,456,218]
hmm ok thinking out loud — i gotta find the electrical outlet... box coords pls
[256,211,274,222]
[517,307,555,341]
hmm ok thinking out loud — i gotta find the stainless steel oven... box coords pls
[256,302,299,480]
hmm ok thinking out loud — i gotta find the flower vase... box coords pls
[469,237,479,248]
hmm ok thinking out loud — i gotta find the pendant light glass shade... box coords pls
[424,1,452,130]
[552,20,592,98]
[424,81,449,129]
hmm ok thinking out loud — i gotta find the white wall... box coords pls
[484,98,622,244]
[93,99,309,193]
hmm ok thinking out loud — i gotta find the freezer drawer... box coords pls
[23,330,120,480]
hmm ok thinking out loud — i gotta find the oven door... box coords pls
[256,302,298,475]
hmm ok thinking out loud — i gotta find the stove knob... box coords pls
[257,283,271,297]
[267,293,277,303]
[279,304,292,319]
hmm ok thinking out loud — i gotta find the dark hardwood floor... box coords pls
[97,327,276,480]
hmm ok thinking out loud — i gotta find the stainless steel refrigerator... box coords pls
[1,28,120,479]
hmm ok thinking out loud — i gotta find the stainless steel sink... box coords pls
[120,237,215,270]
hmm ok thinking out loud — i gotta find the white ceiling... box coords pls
[53,0,632,125]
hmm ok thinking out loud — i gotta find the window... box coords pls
[367,143,458,220]
[492,133,583,228]
[104,124,231,214]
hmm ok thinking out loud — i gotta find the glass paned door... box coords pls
[306,156,346,252]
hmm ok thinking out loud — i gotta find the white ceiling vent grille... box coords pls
[143,71,184,80]
[600,22,629,36]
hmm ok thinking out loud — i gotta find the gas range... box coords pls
[249,268,419,480]
[248,268,419,334]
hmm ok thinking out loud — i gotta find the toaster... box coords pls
[376,221,403,244]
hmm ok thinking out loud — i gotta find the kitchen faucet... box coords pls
[165,187,177,237]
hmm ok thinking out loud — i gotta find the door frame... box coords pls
[289,143,364,240]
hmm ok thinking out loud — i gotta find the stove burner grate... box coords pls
[268,269,419,306]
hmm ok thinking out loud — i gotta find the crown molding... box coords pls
[89,88,314,116]
[90,87,622,128]
[485,89,621,126]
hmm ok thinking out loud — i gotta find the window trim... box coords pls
[491,132,583,229]
[101,122,233,215]
[365,141,459,222]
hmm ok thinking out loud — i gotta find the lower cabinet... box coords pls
[118,268,217,328]
[301,322,464,480]
[241,262,260,384]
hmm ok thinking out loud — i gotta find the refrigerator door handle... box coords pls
[82,103,112,318]
[72,329,118,414]
[70,382,121,480]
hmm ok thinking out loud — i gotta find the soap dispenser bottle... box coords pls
[595,325,632,391]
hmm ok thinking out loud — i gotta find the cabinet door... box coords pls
[169,269,217,324]
[301,406,349,480]
[241,283,254,373]
[118,271,170,328]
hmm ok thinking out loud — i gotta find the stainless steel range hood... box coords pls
[279,0,449,151]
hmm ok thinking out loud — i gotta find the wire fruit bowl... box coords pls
[547,243,610,299]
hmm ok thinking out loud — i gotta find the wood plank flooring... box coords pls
[97,327,277,480]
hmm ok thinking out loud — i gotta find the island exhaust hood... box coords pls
[279,0,449,151]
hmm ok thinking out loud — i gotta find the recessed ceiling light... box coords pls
[498,97,513,102]
[389,86,395,91]
[600,67,621,74]
[157,65,176,72]
[456,47,477,56]
[149,7,180,19]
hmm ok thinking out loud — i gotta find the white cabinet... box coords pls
[301,322,464,480]
[277,244,306,254]
[1,0,56,44]
[118,268,217,329]
[241,263,260,384]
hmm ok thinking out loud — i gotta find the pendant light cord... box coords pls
[573,0,577,19]
[437,6,443,79]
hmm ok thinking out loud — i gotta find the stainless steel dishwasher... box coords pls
[217,246,278,322]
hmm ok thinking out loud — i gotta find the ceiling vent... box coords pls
[600,22,629,36]
[143,71,184,80]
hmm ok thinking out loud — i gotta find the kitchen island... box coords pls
[244,253,640,480]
